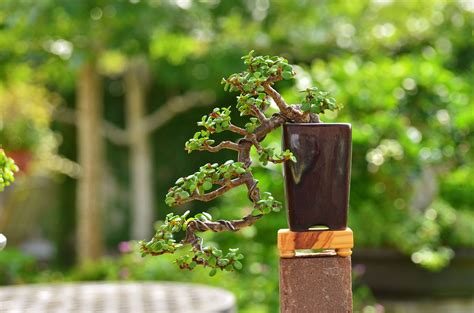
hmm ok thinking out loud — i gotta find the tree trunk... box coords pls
[125,57,154,240]
[76,61,104,265]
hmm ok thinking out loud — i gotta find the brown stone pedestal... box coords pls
[280,256,353,313]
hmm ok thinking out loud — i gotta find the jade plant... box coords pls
[140,51,341,275]
[0,149,18,192]
[0,149,18,251]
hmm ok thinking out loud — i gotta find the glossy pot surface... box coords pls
[282,123,352,231]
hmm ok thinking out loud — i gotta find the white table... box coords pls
[0,234,6,251]
[0,282,236,313]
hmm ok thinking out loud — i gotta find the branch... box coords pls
[250,105,268,124]
[144,91,215,134]
[267,158,286,164]
[190,214,262,234]
[255,113,288,141]
[102,120,130,145]
[54,91,214,145]
[199,141,239,152]
[53,106,76,125]
[176,176,247,205]
[53,107,130,146]
[263,84,307,122]
[246,133,263,153]
[228,124,248,136]
[184,214,263,248]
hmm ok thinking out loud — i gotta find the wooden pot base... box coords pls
[278,228,353,258]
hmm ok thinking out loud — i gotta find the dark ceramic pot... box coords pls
[282,123,352,231]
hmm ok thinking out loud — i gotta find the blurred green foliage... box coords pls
[0,0,472,312]
[0,249,36,285]
[0,83,57,152]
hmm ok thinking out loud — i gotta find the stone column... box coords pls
[280,255,353,313]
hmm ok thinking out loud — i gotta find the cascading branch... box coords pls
[140,51,341,275]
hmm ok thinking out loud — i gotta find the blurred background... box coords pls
[0,0,472,312]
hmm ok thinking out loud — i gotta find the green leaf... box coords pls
[178,190,190,199]
[328,101,337,111]
[212,248,222,257]
[233,261,243,270]
[251,209,262,216]
[310,104,321,114]
[209,268,217,277]
[301,102,311,112]
[202,212,212,221]
[208,256,217,266]
[282,71,293,80]
[202,181,213,191]
[235,167,246,174]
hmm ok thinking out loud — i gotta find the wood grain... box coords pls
[278,228,353,258]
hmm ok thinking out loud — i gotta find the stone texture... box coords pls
[280,255,352,313]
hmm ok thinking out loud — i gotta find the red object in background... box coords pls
[5,150,32,174]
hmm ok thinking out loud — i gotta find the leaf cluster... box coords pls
[197,107,232,134]
[140,211,245,275]
[184,130,215,153]
[244,117,259,133]
[165,161,248,206]
[222,52,293,92]
[177,246,244,276]
[222,51,295,115]
[139,212,188,256]
[0,149,18,191]
[252,192,282,216]
[300,87,340,114]
[258,147,296,166]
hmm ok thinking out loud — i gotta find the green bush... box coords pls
[0,249,37,285]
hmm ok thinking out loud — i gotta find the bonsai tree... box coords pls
[140,51,341,275]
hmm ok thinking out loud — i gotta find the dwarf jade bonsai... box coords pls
[140,51,341,275]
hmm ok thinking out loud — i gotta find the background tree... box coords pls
[2,0,221,262]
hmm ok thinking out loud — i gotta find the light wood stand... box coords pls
[277,227,353,258]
